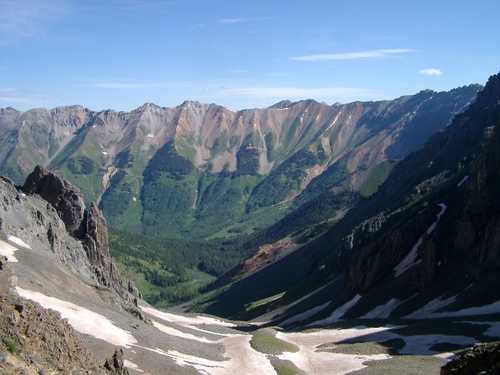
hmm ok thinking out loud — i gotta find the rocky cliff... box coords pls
[2,166,143,320]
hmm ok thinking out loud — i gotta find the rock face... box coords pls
[22,166,127,293]
[18,166,145,323]
[441,342,500,375]
[23,165,86,236]
[195,72,500,322]
[0,293,124,374]
[103,349,131,375]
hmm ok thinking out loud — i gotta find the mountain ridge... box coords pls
[1,84,481,115]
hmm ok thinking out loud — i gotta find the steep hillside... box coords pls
[1,165,497,375]
[0,86,480,240]
[192,72,500,325]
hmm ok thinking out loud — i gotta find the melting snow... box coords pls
[16,287,137,347]
[0,240,19,262]
[399,335,476,355]
[123,360,144,373]
[457,175,470,188]
[8,235,31,249]
[281,302,331,326]
[308,295,362,327]
[394,203,447,277]
[136,334,275,375]
[461,321,500,337]
[142,305,236,329]
[404,295,457,319]
[361,298,401,319]
[407,296,500,319]
[152,320,218,344]
[276,327,392,375]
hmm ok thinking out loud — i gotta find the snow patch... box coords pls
[136,334,275,375]
[394,203,447,277]
[0,240,18,262]
[361,298,401,319]
[457,175,470,188]
[16,287,137,347]
[308,295,362,327]
[399,335,476,355]
[152,320,218,344]
[276,327,392,375]
[102,151,109,156]
[8,235,31,249]
[461,321,500,337]
[404,295,457,319]
[123,360,144,373]
[141,305,236,329]
[281,302,331,326]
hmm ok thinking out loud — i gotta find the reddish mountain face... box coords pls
[0,86,480,239]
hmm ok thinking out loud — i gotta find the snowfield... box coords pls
[276,327,393,375]
[0,239,19,262]
[8,235,31,249]
[361,298,401,319]
[15,287,138,347]
[308,294,362,327]
[394,203,448,277]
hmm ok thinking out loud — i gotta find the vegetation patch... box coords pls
[109,230,250,307]
[245,292,286,312]
[348,355,443,375]
[359,160,397,197]
[318,339,405,355]
[269,358,306,375]
[2,337,17,354]
[250,328,299,355]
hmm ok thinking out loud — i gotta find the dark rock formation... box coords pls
[441,342,500,375]
[0,294,102,373]
[23,165,86,236]
[21,166,145,319]
[104,349,131,375]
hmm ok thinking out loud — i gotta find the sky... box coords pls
[0,0,499,111]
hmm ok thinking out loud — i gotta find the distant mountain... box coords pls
[0,86,480,241]
[192,72,500,325]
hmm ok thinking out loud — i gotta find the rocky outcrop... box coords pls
[0,293,107,374]
[22,167,119,289]
[441,342,500,375]
[23,165,86,236]
[196,72,500,321]
[103,349,130,375]
[20,166,144,319]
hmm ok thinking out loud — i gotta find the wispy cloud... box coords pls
[219,87,380,100]
[0,0,68,44]
[0,88,50,107]
[291,48,415,62]
[81,80,169,89]
[218,16,271,24]
[419,68,443,76]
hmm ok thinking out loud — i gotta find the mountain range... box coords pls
[0,85,480,241]
[1,72,500,374]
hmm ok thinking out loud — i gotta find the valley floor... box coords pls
[3,233,500,374]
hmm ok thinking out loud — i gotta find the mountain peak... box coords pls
[135,102,164,112]
[269,100,293,109]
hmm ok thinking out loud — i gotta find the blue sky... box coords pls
[1,0,499,111]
